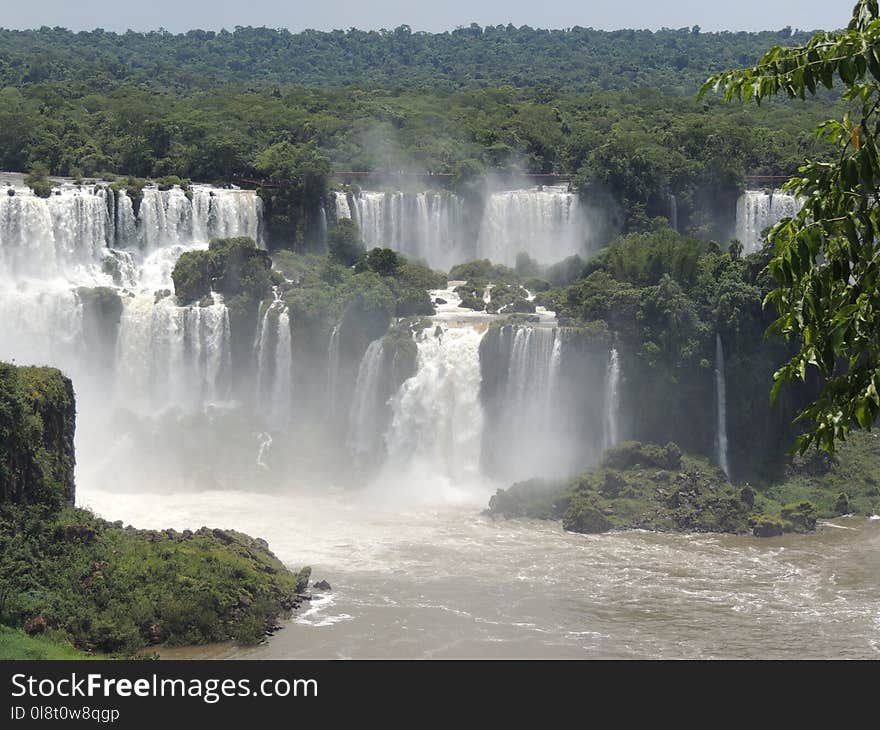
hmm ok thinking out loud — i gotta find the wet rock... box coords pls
[753,517,784,537]
[781,501,817,532]
[740,487,755,508]
[562,505,612,534]
[834,492,850,515]
[314,580,332,591]
[434,298,447,305]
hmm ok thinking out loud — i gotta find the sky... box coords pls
[0,0,851,34]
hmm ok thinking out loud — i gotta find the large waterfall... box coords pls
[0,177,265,487]
[335,190,467,270]
[476,186,588,266]
[382,323,489,498]
[735,189,800,254]
[715,333,730,478]
[334,185,591,270]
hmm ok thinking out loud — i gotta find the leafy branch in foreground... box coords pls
[699,0,880,453]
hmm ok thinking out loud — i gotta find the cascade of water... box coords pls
[715,333,731,478]
[735,189,800,254]
[383,324,487,494]
[667,193,678,232]
[477,187,587,266]
[333,191,352,220]
[0,187,113,278]
[347,339,388,459]
[603,347,621,450]
[338,190,468,270]
[326,324,341,417]
[255,288,292,430]
[115,190,138,248]
[256,432,273,469]
[115,294,230,414]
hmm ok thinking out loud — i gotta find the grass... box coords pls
[0,625,94,660]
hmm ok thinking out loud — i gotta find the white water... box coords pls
[382,323,491,501]
[255,289,293,431]
[338,189,467,270]
[604,347,621,449]
[715,333,731,478]
[477,186,588,266]
[335,186,591,270]
[735,189,800,254]
[347,339,388,460]
[0,177,264,489]
[326,324,342,419]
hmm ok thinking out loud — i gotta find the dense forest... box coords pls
[0,25,826,93]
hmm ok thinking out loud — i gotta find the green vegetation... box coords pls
[0,364,75,506]
[0,25,828,94]
[0,625,94,660]
[528,227,804,481]
[0,362,309,659]
[172,236,272,306]
[488,437,880,536]
[758,430,880,516]
[0,77,842,247]
[24,163,52,198]
[702,0,880,452]
[0,503,305,656]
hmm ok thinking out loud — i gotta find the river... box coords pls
[78,485,880,659]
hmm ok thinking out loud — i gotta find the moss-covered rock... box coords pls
[488,441,762,536]
[562,504,612,533]
[780,501,817,533]
[488,478,570,520]
[0,363,75,506]
[752,516,785,537]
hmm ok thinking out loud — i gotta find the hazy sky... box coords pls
[0,0,851,33]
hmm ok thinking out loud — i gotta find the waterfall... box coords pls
[333,191,352,220]
[715,334,731,478]
[0,186,110,278]
[115,294,230,414]
[667,193,678,232]
[338,189,467,270]
[255,289,292,430]
[0,177,261,431]
[326,324,341,418]
[383,324,487,494]
[603,347,620,450]
[347,339,387,459]
[477,186,587,266]
[483,325,566,482]
[735,189,800,254]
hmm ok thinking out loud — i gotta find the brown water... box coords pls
[80,486,880,659]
